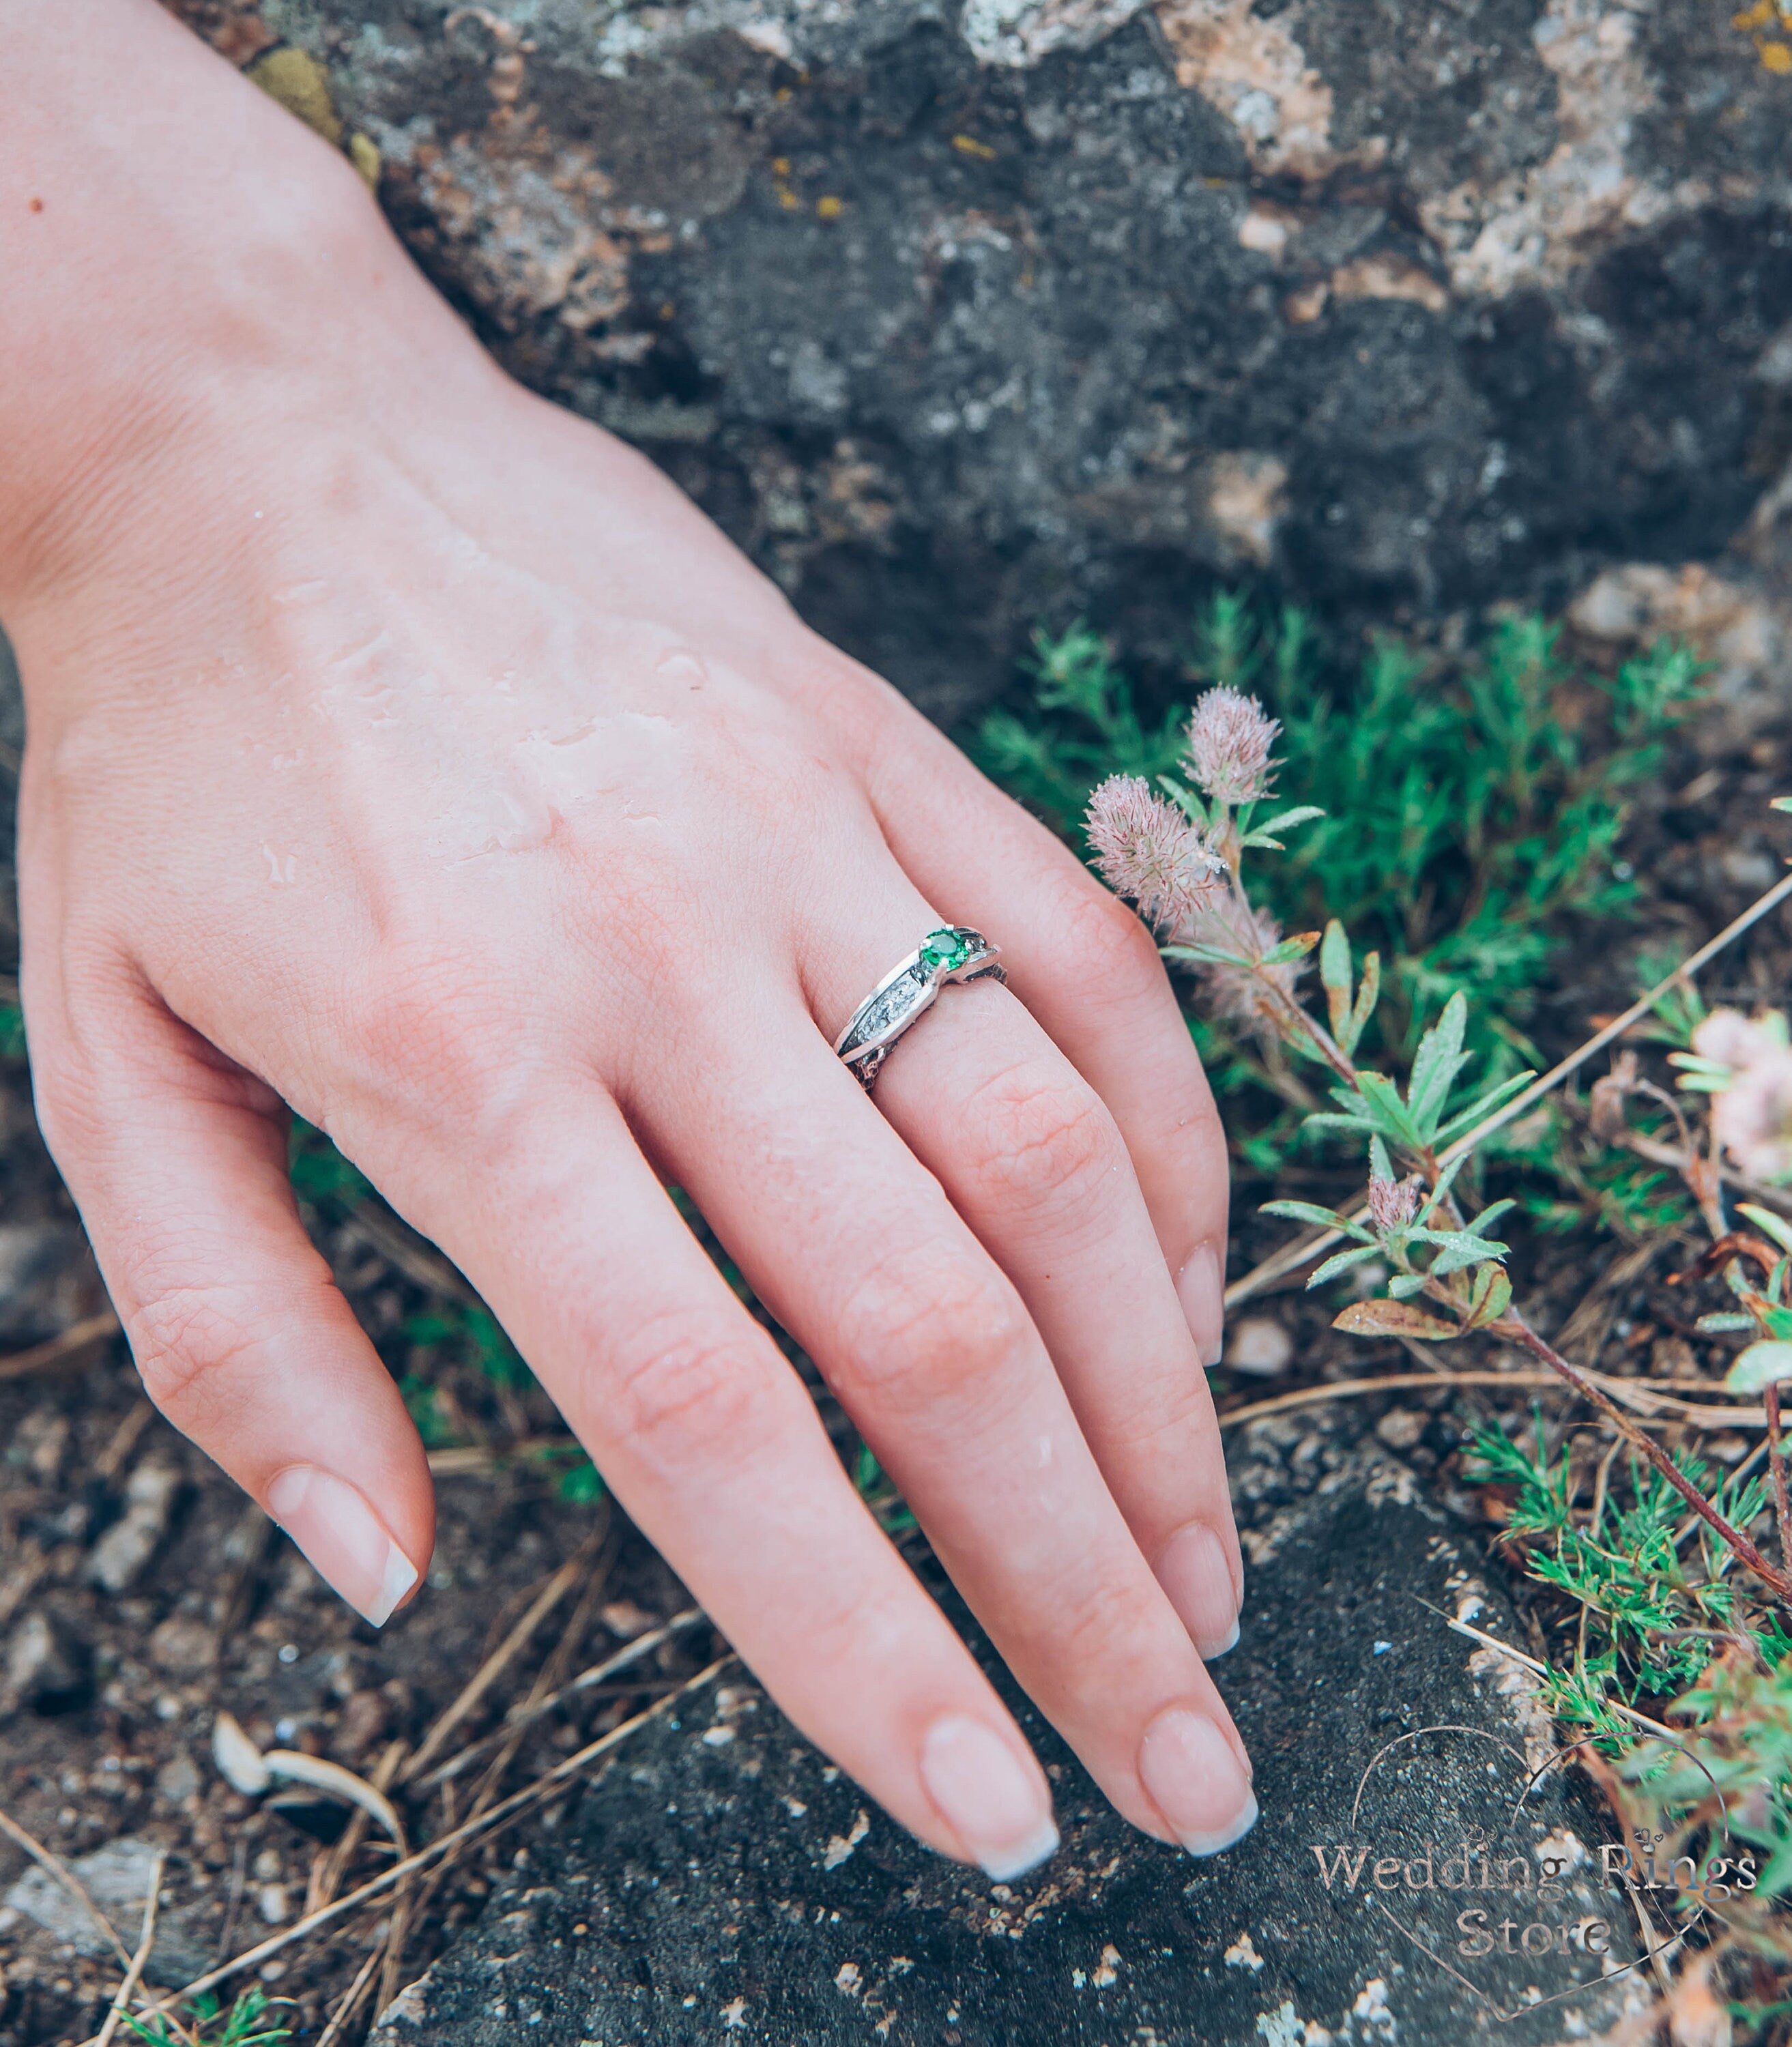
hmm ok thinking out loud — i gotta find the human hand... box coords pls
[1,0,1252,1874]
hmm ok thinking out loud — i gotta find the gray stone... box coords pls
[1,1833,214,1984]
[370,1431,1658,2046]
[86,1460,183,1596]
[0,1221,102,1348]
[2,1608,89,1715]
[163,0,1792,722]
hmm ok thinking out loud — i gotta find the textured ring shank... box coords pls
[834,928,1005,1094]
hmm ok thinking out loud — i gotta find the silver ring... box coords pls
[833,927,1007,1094]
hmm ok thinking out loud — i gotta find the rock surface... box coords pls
[369,1427,1657,2046]
[164,0,1792,721]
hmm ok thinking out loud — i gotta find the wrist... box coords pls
[0,1,484,628]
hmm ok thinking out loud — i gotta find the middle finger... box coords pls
[638,978,1256,1855]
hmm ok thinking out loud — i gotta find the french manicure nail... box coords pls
[265,1465,419,1628]
[1138,1707,1258,1857]
[1157,1521,1242,1659]
[919,1715,1059,1881]
[1176,1243,1225,1368]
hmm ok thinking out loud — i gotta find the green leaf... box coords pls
[1259,930,1321,968]
[1460,1197,1517,1238]
[1462,1266,1512,1329]
[1320,918,1353,1043]
[1342,949,1381,1057]
[1724,1341,1792,1393]
[1155,773,1211,830]
[1696,1311,1757,1335]
[1255,804,1325,835]
[1434,1071,1538,1148]
[1350,1071,1426,1151]
[1260,1197,1359,1232]
[1738,1204,1792,1256]
[1772,796,1792,814]
[1426,1234,1510,1278]
[1308,1244,1381,1286]
[1368,1133,1396,1187]
[1388,1272,1430,1297]
[1415,1150,1470,1223]
[1162,942,1254,970]
[1407,991,1471,1140]
[1332,1299,1461,1340]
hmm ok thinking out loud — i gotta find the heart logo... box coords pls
[1305,1722,1734,2023]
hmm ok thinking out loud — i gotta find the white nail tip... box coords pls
[1179,1790,1260,1859]
[978,1818,1061,1882]
[1203,1617,1241,1660]
[364,1543,420,1629]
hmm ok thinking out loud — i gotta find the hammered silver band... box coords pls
[834,927,1006,1094]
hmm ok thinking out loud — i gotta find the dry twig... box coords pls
[85,1658,735,2043]
[0,1807,135,1970]
[0,1311,119,1385]
[416,1608,708,1790]
[315,1943,384,2047]
[401,1520,607,1784]
[93,1850,163,2047]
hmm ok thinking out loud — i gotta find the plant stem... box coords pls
[1492,1313,1792,1604]
[1767,1382,1792,1574]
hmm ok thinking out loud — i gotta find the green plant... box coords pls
[122,1988,293,2046]
[981,596,1701,1065]
[287,1117,373,1208]
[1465,1414,1776,1716]
[1082,652,1792,2027]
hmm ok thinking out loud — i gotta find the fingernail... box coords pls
[1138,1707,1258,1857]
[265,1466,419,1628]
[919,1715,1059,1881]
[1156,1522,1242,1659]
[1176,1244,1224,1367]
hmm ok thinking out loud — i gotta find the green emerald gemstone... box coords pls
[921,928,970,970]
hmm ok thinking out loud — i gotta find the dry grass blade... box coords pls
[416,1606,708,1790]
[1437,1614,1676,1736]
[0,1537,48,1633]
[311,1739,406,1915]
[396,1532,620,1974]
[1224,868,1792,1309]
[93,1849,163,2047]
[93,1399,157,1481]
[0,1806,135,1970]
[1216,1365,1782,1432]
[401,1519,608,1783]
[315,1943,384,2047]
[1218,1369,1560,1427]
[87,1657,736,2042]
[0,1310,119,1384]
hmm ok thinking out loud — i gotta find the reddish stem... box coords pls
[1767,1382,1792,1575]
[1491,1315,1792,1605]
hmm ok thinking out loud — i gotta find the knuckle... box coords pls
[602,1308,767,1461]
[831,1243,1030,1412]
[343,944,520,1108]
[960,1059,1125,1217]
[119,1271,278,1415]
[1057,878,1168,989]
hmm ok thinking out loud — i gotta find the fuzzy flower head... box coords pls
[1184,687,1280,806]
[1691,1008,1792,1183]
[1368,1173,1423,1237]
[1084,776,1224,936]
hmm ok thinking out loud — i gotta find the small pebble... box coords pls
[1375,1410,1426,1451]
[1224,1317,1294,1376]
